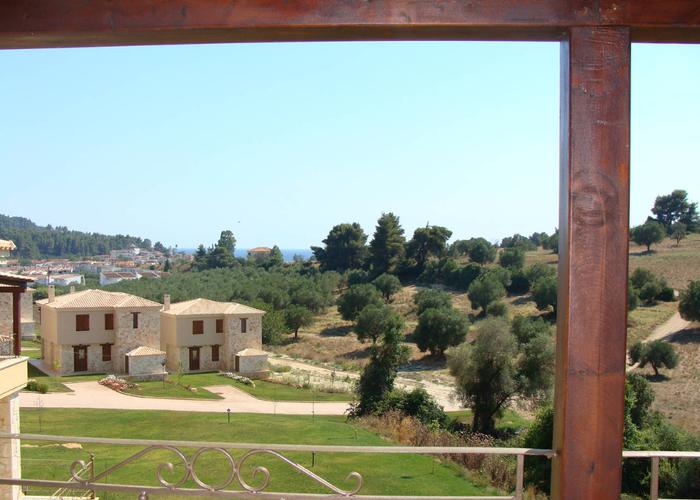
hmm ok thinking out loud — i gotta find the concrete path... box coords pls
[20,382,350,415]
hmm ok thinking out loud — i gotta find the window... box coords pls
[102,343,112,362]
[216,319,223,333]
[76,314,90,331]
[105,313,114,330]
[132,312,139,329]
[193,320,204,335]
[240,318,247,333]
[211,344,220,362]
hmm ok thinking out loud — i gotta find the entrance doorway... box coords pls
[189,346,200,371]
[73,345,87,372]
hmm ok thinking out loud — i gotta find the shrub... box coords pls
[656,286,675,302]
[499,247,525,270]
[630,268,657,290]
[628,286,640,311]
[219,372,256,387]
[679,281,700,322]
[455,262,483,290]
[511,315,551,345]
[25,379,48,394]
[347,269,370,286]
[414,288,452,315]
[639,281,662,305]
[468,274,506,315]
[486,301,508,317]
[375,388,449,427]
[414,307,469,356]
[629,341,679,376]
[525,263,556,289]
[337,284,383,321]
[372,273,402,302]
[532,276,557,313]
[507,269,530,295]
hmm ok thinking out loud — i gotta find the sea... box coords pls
[179,248,314,263]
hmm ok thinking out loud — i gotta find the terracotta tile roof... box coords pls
[0,271,35,285]
[0,240,16,251]
[37,289,162,309]
[126,346,165,357]
[236,348,268,356]
[163,297,265,316]
[247,247,272,253]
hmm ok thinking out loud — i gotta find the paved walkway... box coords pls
[20,382,350,415]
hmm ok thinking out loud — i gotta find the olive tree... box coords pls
[337,284,383,321]
[413,307,469,356]
[468,274,506,315]
[629,340,678,376]
[679,281,700,322]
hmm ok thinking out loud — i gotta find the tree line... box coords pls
[0,213,163,259]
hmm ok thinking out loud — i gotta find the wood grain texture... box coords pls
[551,26,631,500]
[1,0,699,49]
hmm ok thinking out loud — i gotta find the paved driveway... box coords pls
[20,382,350,415]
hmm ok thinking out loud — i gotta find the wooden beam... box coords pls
[0,0,699,49]
[12,291,21,356]
[551,26,630,500]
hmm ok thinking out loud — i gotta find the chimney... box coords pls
[48,285,55,303]
[163,294,170,311]
[69,286,76,294]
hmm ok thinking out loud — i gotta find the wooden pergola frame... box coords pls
[0,272,34,357]
[1,1,698,498]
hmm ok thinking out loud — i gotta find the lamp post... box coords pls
[227,408,231,424]
[161,360,166,389]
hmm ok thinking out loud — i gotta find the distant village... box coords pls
[0,238,190,286]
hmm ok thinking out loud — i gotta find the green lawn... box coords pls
[26,364,104,393]
[20,408,498,498]
[122,379,222,400]
[21,339,42,359]
[176,372,352,402]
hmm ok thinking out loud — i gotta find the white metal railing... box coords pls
[0,433,697,499]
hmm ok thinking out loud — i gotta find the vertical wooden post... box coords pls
[12,291,21,356]
[552,27,631,500]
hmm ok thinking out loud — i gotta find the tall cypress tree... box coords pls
[368,212,406,275]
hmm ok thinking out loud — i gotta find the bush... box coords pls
[639,281,662,305]
[511,315,551,345]
[414,307,469,356]
[679,281,700,322]
[372,273,402,302]
[347,269,370,286]
[337,284,383,321]
[525,263,556,289]
[376,388,449,427]
[532,276,557,313]
[25,380,48,394]
[629,340,679,376]
[455,262,483,290]
[486,301,508,317]
[657,286,675,302]
[630,268,657,290]
[507,269,530,295]
[499,247,525,270]
[628,286,640,311]
[414,288,452,315]
[468,274,506,315]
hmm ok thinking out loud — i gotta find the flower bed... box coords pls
[219,372,255,387]
[99,374,137,391]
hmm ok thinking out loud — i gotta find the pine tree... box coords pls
[368,213,406,275]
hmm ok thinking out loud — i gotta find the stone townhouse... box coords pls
[36,287,162,375]
[160,296,267,376]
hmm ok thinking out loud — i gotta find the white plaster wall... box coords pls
[0,393,21,500]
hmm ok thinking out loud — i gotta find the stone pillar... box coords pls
[0,393,21,500]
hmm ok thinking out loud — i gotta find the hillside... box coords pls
[525,232,700,291]
[0,214,155,259]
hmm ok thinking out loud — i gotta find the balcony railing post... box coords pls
[515,454,524,500]
[650,456,660,500]
[89,452,96,499]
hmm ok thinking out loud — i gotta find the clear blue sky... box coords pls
[1,42,698,249]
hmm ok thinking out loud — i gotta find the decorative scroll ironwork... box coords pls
[68,444,363,496]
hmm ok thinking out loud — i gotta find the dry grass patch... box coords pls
[633,325,700,434]
[627,301,678,345]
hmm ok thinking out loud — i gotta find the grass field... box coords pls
[19,408,498,498]
[172,372,352,402]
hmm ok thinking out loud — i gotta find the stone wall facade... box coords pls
[127,353,165,377]
[164,344,222,372]
[43,341,115,375]
[237,354,268,375]
[0,290,35,339]
[221,315,262,372]
[113,309,160,373]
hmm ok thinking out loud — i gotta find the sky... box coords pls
[0,42,698,250]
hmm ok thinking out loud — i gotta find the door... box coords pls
[73,345,88,372]
[125,355,129,374]
[189,346,200,371]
